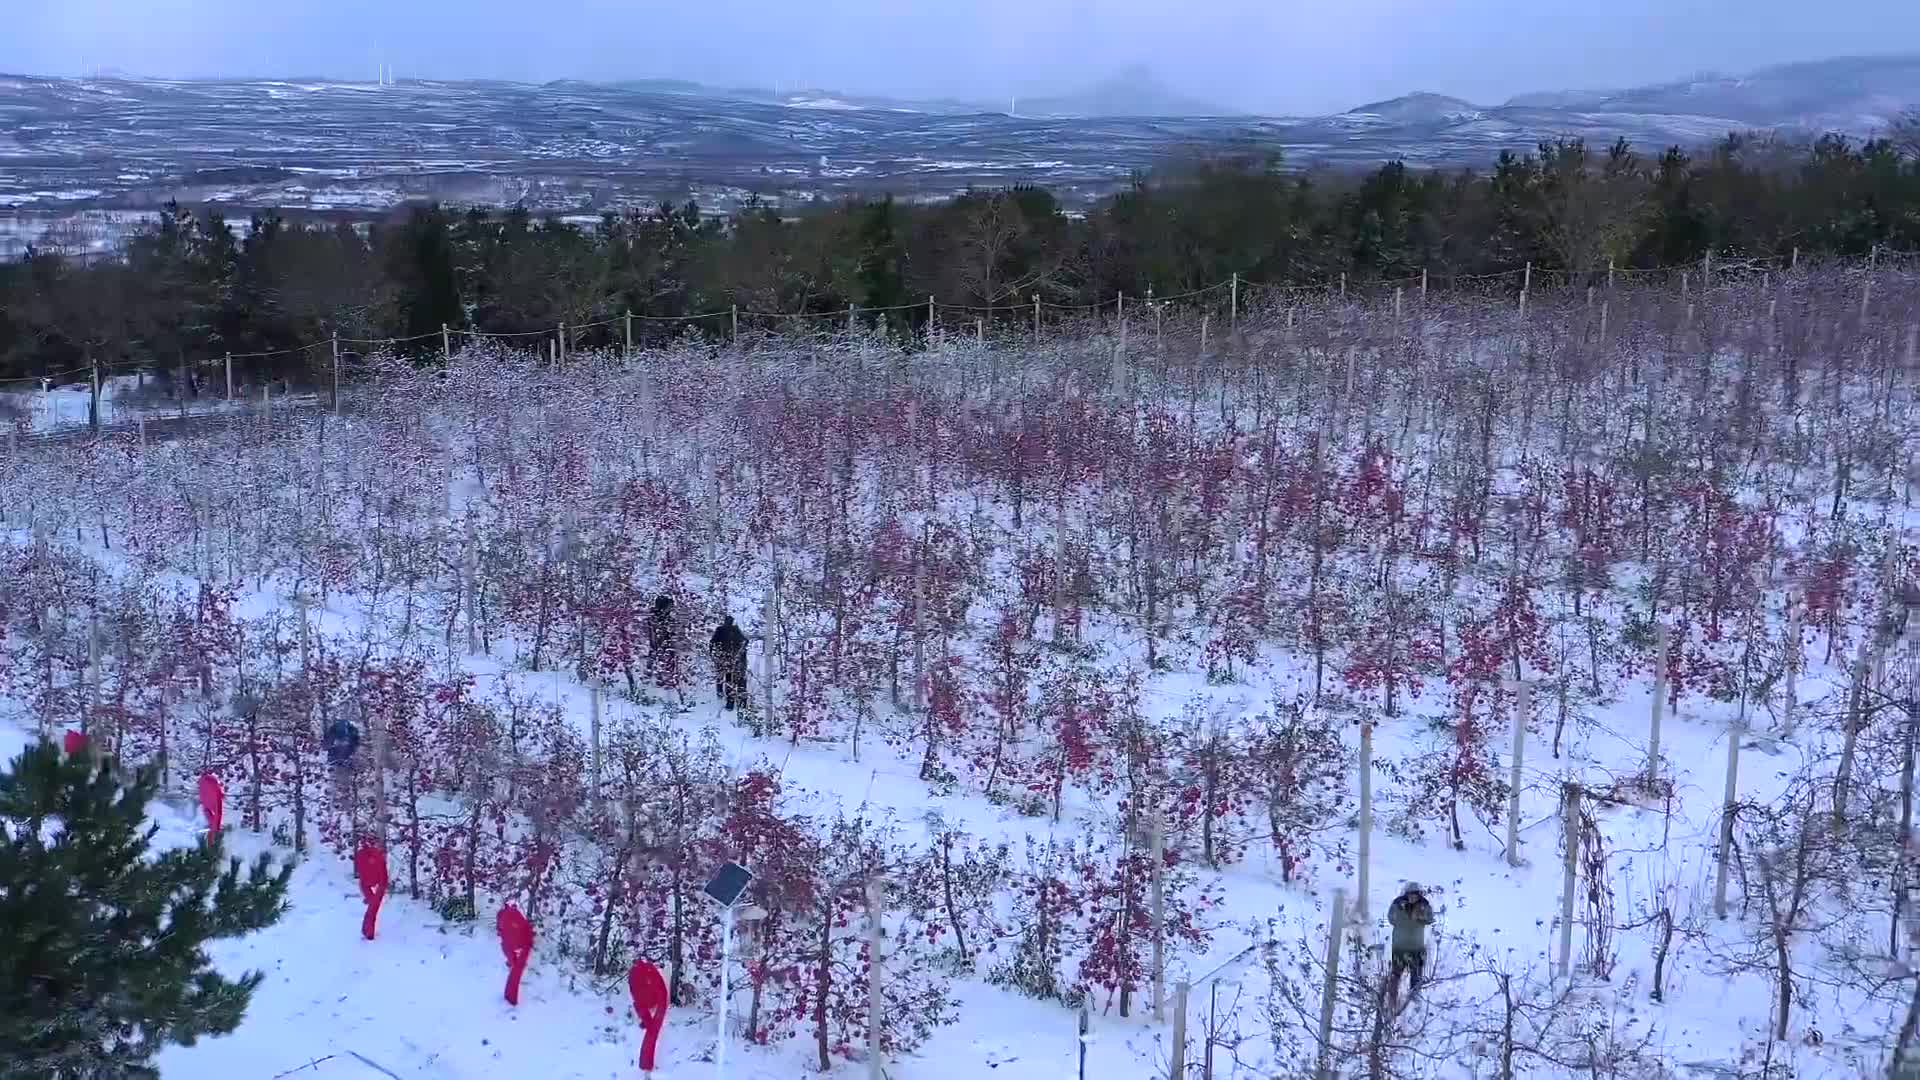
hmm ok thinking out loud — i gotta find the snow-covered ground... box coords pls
[3,278,1917,1079]
[0,371,264,440]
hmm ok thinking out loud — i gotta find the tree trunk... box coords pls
[464,791,481,915]
[815,900,834,1072]
[1497,972,1516,1080]
[1649,907,1672,1003]
[940,833,970,965]
[1893,971,1920,1079]
[1833,636,1881,827]
[592,855,625,976]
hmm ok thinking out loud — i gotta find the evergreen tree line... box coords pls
[2,129,1918,383]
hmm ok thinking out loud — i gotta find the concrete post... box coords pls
[1713,719,1744,919]
[1168,980,1189,1080]
[1357,722,1373,925]
[867,878,885,1080]
[1151,810,1166,1021]
[1557,782,1579,978]
[1648,623,1668,786]
[1314,888,1346,1079]
[1505,680,1530,867]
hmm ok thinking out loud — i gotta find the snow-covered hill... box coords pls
[0,52,1911,237]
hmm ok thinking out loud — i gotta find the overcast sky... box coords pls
[6,0,1917,115]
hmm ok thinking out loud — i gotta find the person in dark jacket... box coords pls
[324,717,361,807]
[1387,882,1435,1000]
[646,594,677,687]
[324,717,360,766]
[710,615,748,711]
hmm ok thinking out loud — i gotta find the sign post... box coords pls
[703,862,763,1079]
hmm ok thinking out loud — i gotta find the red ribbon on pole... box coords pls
[496,904,534,1005]
[197,772,224,838]
[354,843,389,941]
[62,730,88,756]
[627,959,669,1072]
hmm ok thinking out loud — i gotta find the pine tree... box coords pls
[0,740,291,1079]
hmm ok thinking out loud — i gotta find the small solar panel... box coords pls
[704,861,754,907]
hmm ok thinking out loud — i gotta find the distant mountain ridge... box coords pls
[614,65,1235,117]
[1343,92,1484,125]
[0,52,1914,252]
[1454,54,1917,132]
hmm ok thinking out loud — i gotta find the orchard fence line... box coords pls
[4,245,1920,427]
